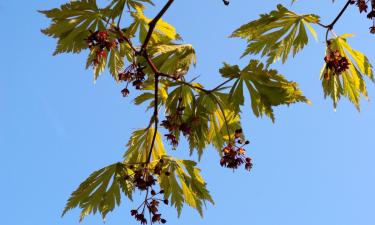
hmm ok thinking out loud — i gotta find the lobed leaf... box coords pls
[149,44,196,77]
[221,60,309,122]
[105,0,154,20]
[231,4,320,66]
[126,8,181,44]
[321,34,374,110]
[123,128,166,163]
[159,156,214,217]
[40,0,106,55]
[62,163,133,221]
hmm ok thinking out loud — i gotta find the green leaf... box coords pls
[159,156,214,217]
[85,47,108,81]
[108,45,125,81]
[149,44,196,77]
[123,128,166,163]
[40,0,106,55]
[127,8,181,44]
[105,0,154,20]
[321,34,374,110]
[219,63,241,79]
[221,60,309,122]
[195,92,242,153]
[231,4,320,66]
[133,79,169,110]
[62,162,133,221]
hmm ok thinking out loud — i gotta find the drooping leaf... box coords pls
[85,46,108,81]
[221,60,309,122]
[195,91,242,153]
[123,128,166,163]
[159,156,214,217]
[321,34,374,110]
[149,44,196,77]
[40,0,106,55]
[231,4,319,66]
[62,162,133,221]
[108,45,124,81]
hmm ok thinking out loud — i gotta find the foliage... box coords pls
[62,162,132,221]
[40,0,106,55]
[220,60,309,122]
[231,4,320,66]
[321,34,374,110]
[40,0,375,224]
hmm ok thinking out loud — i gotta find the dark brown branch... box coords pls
[327,0,352,29]
[147,73,159,163]
[210,77,235,92]
[144,51,160,74]
[317,0,352,42]
[140,0,175,53]
[116,0,238,163]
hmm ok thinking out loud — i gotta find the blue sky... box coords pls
[1,0,375,224]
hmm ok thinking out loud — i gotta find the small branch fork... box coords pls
[111,0,235,165]
[117,0,355,167]
[317,0,353,42]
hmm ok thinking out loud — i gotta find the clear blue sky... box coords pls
[1,0,375,224]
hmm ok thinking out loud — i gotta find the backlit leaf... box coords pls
[231,4,320,66]
[221,60,309,122]
[321,34,374,110]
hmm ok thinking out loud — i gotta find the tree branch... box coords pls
[147,74,159,164]
[140,0,175,53]
[318,0,352,42]
[327,0,352,29]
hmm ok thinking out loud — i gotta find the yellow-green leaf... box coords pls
[231,4,320,66]
[321,34,374,110]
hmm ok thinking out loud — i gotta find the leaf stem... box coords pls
[117,0,126,28]
[320,0,352,42]
[147,73,159,164]
[209,93,232,145]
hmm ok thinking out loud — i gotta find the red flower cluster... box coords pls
[125,160,170,224]
[323,49,350,80]
[119,63,147,97]
[350,0,375,33]
[130,189,168,225]
[220,129,253,172]
[161,99,192,149]
[86,30,117,65]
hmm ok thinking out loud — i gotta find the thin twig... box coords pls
[210,77,235,92]
[327,0,352,29]
[140,0,175,53]
[146,73,159,164]
[320,0,352,42]
[117,0,126,28]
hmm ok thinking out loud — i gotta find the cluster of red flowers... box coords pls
[220,129,252,172]
[86,30,117,65]
[323,48,350,80]
[161,99,192,149]
[125,160,170,224]
[130,190,168,225]
[119,63,147,97]
[351,0,375,33]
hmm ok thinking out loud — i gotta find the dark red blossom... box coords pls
[220,129,252,172]
[324,50,350,78]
